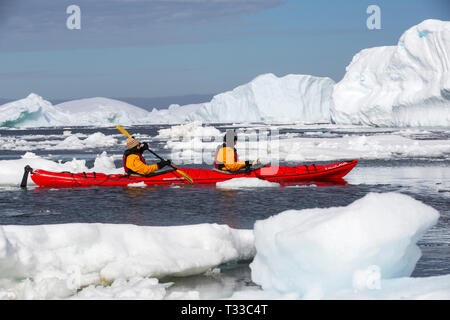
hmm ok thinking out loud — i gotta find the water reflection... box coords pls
[214,189,241,228]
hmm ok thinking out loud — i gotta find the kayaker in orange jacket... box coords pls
[123,137,171,176]
[214,130,252,172]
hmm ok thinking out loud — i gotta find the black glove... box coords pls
[157,159,172,169]
[140,142,149,151]
[244,160,251,173]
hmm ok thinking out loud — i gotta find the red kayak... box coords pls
[24,160,358,188]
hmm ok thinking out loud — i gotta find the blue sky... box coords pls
[0,0,449,100]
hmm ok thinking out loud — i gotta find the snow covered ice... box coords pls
[250,192,441,298]
[0,192,448,300]
[0,223,255,299]
[181,73,334,124]
[216,177,280,189]
[56,97,152,126]
[162,124,450,165]
[156,121,222,140]
[331,19,450,127]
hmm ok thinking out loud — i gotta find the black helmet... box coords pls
[223,130,237,144]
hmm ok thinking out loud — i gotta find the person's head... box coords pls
[223,130,237,146]
[126,137,140,150]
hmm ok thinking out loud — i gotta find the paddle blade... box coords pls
[116,125,132,138]
[176,169,194,184]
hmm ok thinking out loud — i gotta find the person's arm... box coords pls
[126,154,159,175]
[223,162,247,172]
[223,147,247,172]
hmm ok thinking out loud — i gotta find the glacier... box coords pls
[331,19,450,127]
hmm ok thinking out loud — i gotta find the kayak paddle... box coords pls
[116,125,194,184]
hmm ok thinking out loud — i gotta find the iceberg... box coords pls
[0,93,69,127]
[250,192,440,297]
[331,19,450,127]
[0,73,335,127]
[182,73,335,124]
[145,73,335,124]
[55,97,151,126]
[0,94,153,128]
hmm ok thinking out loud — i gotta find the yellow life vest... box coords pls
[215,145,247,172]
[125,153,159,176]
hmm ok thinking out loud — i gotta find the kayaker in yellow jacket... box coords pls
[123,138,171,175]
[214,130,252,172]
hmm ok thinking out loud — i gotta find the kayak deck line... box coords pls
[25,160,358,188]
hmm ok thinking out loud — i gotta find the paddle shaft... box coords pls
[144,147,194,184]
[146,148,178,172]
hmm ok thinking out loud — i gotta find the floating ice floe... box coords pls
[0,192,449,300]
[54,132,118,150]
[250,192,440,298]
[164,129,450,164]
[0,223,255,299]
[127,182,147,188]
[216,177,280,189]
[156,121,222,140]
